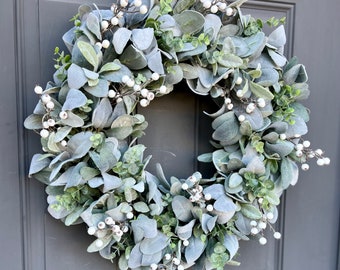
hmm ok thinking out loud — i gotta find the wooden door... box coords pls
[1,0,339,269]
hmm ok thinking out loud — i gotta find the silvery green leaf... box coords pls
[65,206,84,226]
[82,68,99,80]
[229,173,243,188]
[249,81,274,100]
[211,149,228,172]
[268,25,286,48]
[84,78,109,97]
[173,0,195,14]
[88,177,104,188]
[201,213,218,234]
[214,195,237,214]
[147,50,164,74]
[132,28,154,51]
[176,219,196,240]
[128,243,143,269]
[62,26,76,53]
[293,83,310,100]
[280,157,299,189]
[204,14,222,42]
[204,184,225,200]
[92,98,113,129]
[99,240,117,260]
[262,131,279,143]
[133,202,149,213]
[178,44,207,60]
[67,131,93,158]
[113,27,132,54]
[223,234,239,260]
[217,53,243,68]
[222,37,236,54]
[180,63,198,79]
[100,61,132,82]
[101,172,122,193]
[47,132,60,153]
[99,62,121,73]
[54,126,72,142]
[29,154,51,176]
[62,88,87,111]
[245,156,265,175]
[67,64,87,89]
[60,111,84,127]
[141,251,163,267]
[187,79,210,95]
[265,141,294,158]
[219,24,239,38]
[123,144,146,163]
[212,112,240,143]
[256,68,279,87]
[33,100,46,114]
[165,65,183,85]
[227,158,244,172]
[132,181,145,192]
[131,214,158,243]
[87,236,112,253]
[118,254,129,270]
[240,204,262,220]
[105,204,126,222]
[86,12,101,39]
[47,204,71,219]
[240,120,252,136]
[77,40,99,70]
[268,49,287,67]
[120,45,147,70]
[291,102,310,122]
[80,165,100,180]
[185,236,206,264]
[234,212,251,235]
[265,191,280,205]
[65,162,87,188]
[283,64,308,84]
[79,24,97,46]
[285,116,308,138]
[24,114,43,130]
[174,10,205,35]
[140,231,169,254]
[197,153,212,163]
[172,195,194,222]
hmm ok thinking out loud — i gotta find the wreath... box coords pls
[24,0,330,269]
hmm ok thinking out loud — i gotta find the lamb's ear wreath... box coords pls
[25,0,330,269]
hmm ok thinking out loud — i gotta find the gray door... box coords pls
[1,0,339,269]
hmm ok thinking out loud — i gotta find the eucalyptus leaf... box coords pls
[174,10,205,35]
[240,204,262,220]
[86,12,101,40]
[172,195,194,222]
[120,45,147,70]
[62,88,87,111]
[77,40,99,70]
[132,28,154,51]
[84,78,109,97]
[67,64,87,89]
[24,114,43,130]
[185,236,206,264]
[29,154,51,176]
[113,28,132,54]
[92,98,113,129]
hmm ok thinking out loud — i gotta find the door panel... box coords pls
[11,0,340,269]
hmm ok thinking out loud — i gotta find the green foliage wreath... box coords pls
[24,0,330,269]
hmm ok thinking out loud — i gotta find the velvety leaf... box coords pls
[128,243,143,269]
[285,116,308,138]
[86,12,101,40]
[60,111,84,127]
[185,236,206,264]
[65,206,84,226]
[249,81,274,100]
[131,214,158,243]
[172,195,194,222]
[102,172,122,192]
[265,141,294,158]
[204,184,225,200]
[147,50,164,74]
[87,236,112,253]
[120,45,147,70]
[217,53,243,68]
[133,202,149,213]
[212,112,240,143]
[54,126,72,142]
[67,64,87,89]
[214,195,237,213]
[62,88,87,111]
[223,234,239,259]
[280,157,299,189]
[92,98,113,129]
[80,166,100,181]
[77,40,99,70]
[173,0,195,14]
[24,114,43,130]
[140,232,169,254]
[204,14,222,41]
[240,204,262,220]
[67,131,93,159]
[99,62,121,73]
[201,213,217,234]
[84,78,109,97]
[29,154,51,176]
[174,10,205,35]
[132,28,154,51]
[176,219,196,240]
[283,64,308,84]
[268,25,286,48]
[229,173,243,188]
[113,28,132,54]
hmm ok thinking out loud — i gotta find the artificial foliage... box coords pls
[24,0,330,269]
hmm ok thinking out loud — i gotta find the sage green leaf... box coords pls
[133,202,149,213]
[99,62,121,73]
[86,12,101,40]
[234,212,251,235]
[165,65,183,85]
[249,81,274,100]
[180,63,198,79]
[62,88,87,111]
[212,112,240,143]
[280,157,299,189]
[67,131,93,158]
[131,214,158,243]
[102,172,122,192]
[265,191,280,205]
[140,232,169,254]
[173,0,195,14]
[291,102,310,122]
[176,219,196,240]
[123,144,146,163]
[127,243,143,269]
[80,166,100,181]
[204,14,222,41]
[285,116,308,138]
[113,28,132,54]
[204,184,225,200]
[229,173,243,188]
[77,40,99,70]
[92,98,113,129]
[132,28,154,51]
[197,153,212,163]
[60,111,84,127]
[268,25,286,48]
[88,177,104,188]
[47,132,60,153]
[24,114,43,130]
[217,53,243,68]
[84,78,109,97]
[147,50,164,74]
[174,10,205,35]
[265,141,294,158]
[214,196,237,214]
[54,126,72,142]
[185,236,206,264]
[283,64,308,84]
[172,195,194,222]
[65,206,84,226]
[120,45,147,70]
[223,234,239,259]
[240,204,262,220]
[219,24,240,37]
[268,49,287,67]
[82,68,99,80]
[201,213,218,234]
[29,154,51,176]
[67,63,87,89]
[87,236,112,253]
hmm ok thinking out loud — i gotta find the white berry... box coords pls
[317,159,325,166]
[140,98,149,107]
[126,79,135,87]
[112,225,120,232]
[164,253,171,260]
[87,226,97,235]
[303,140,311,148]
[204,193,212,201]
[139,5,148,14]
[258,221,267,229]
[236,90,244,97]
[95,42,102,49]
[323,157,330,165]
[150,263,158,270]
[59,111,68,119]
[266,212,274,220]
[235,77,243,85]
[279,134,287,140]
[61,140,67,147]
[97,221,106,229]
[46,101,55,110]
[210,5,218,13]
[108,90,116,98]
[147,92,155,101]
[296,144,304,151]
[177,265,184,270]
[134,0,142,7]
[226,7,234,16]
[122,75,130,83]
[259,237,267,245]
[101,20,109,30]
[40,129,49,138]
[315,149,323,156]
[183,239,189,246]
[172,258,180,265]
[301,163,309,171]
[41,93,51,104]
[225,97,232,104]
[120,0,128,7]
[133,84,141,91]
[227,103,234,110]
[257,98,266,108]
[238,114,246,122]
[43,121,49,129]
[47,119,55,127]
[34,85,43,94]
[111,17,119,26]
[181,183,189,190]
[250,220,257,227]
[140,88,149,97]
[273,232,282,239]
[295,150,303,157]
[151,73,160,81]
[102,39,110,49]
[159,85,167,94]
[206,204,214,212]
[126,212,134,219]
[105,217,114,225]
[251,227,259,235]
